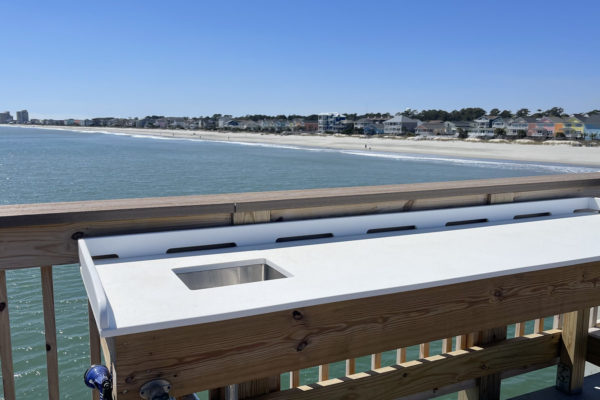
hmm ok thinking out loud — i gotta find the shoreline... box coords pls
[7,124,600,167]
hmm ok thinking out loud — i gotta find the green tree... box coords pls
[517,129,527,138]
[457,128,468,139]
[499,110,513,118]
[494,128,506,138]
[515,109,530,118]
[489,108,500,116]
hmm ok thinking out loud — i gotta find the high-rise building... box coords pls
[16,110,29,124]
[0,111,13,124]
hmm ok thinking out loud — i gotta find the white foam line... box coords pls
[341,150,600,173]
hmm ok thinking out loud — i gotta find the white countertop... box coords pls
[84,212,600,337]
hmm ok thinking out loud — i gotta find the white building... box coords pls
[318,112,346,133]
[383,115,420,135]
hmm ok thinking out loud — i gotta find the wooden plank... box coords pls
[370,353,382,369]
[107,261,600,398]
[3,173,596,224]
[345,359,355,375]
[232,211,271,225]
[419,343,430,358]
[590,306,598,328]
[318,364,329,381]
[0,270,16,400]
[233,173,600,212]
[442,338,453,353]
[534,318,544,333]
[458,327,507,400]
[457,334,468,350]
[3,173,600,270]
[290,370,300,388]
[553,314,563,330]
[41,266,60,400]
[396,348,406,364]
[238,376,280,399]
[515,322,526,337]
[253,330,562,400]
[586,328,600,367]
[89,302,102,400]
[0,212,232,270]
[556,308,590,394]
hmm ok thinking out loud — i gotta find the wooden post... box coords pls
[41,266,60,400]
[556,308,590,394]
[88,302,101,400]
[0,269,16,400]
[458,327,507,400]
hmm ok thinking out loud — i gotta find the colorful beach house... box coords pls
[563,116,585,139]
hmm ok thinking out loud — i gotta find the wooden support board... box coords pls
[105,262,600,399]
[556,308,590,394]
[2,173,600,270]
[41,266,60,400]
[0,270,16,400]
[252,330,561,400]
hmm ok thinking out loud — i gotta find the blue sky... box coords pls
[1,0,598,119]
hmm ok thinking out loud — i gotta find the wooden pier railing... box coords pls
[3,173,600,399]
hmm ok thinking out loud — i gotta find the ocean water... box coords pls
[0,126,596,399]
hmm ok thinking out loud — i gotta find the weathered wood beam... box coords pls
[0,270,16,400]
[2,173,600,269]
[251,331,561,400]
[586,328,600,367]
[41,266,60,400]
[556,309,590,394]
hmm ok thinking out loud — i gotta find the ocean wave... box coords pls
[340,150,599,173]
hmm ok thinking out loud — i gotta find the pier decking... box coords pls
[3,173,600,399]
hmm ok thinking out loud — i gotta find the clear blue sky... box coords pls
[1,0,598,119]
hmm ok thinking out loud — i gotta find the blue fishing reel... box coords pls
[84,364,113,400]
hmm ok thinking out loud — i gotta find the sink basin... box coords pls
[174,259,288,290]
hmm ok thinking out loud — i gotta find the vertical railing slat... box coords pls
[419,342,430,358]
[534,318,544,334]
[442,338,453,353]
[41,266,60,400]
[0,269,16,400]
[318,364,329,381]
[88,302,101,400]
[590,306,598,328]
[289,370,300,388]
[345,358,356,375]
[396,348,406,364]
[515,322,526,337]
[370,353,382,369]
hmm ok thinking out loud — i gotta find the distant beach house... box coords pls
[506,117,534,137]
[444,121,472,136]
[318,112,346,133]
[573,114,600,139]
[469,115,499,138]
[383,115,420,135]
[415,120,446,136]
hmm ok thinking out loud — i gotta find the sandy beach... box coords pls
[12,125,600,167]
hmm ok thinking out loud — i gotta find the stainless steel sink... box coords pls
[174,259,288,290]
